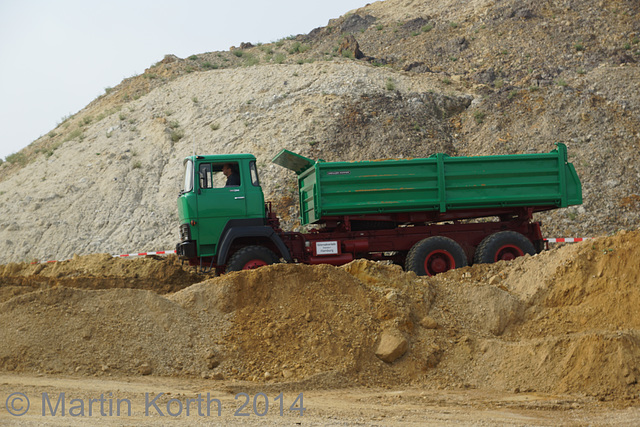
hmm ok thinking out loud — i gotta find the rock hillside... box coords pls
[0,0,638,262]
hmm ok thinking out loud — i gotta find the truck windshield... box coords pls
[183,159,194,193]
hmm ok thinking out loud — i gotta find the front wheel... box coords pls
[405,236,468,276]
[226,245,280,272]
[474,231,536,264]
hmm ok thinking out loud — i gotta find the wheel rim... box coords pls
[494,244,524,262]
[242,259,268,270]
[424,250,456,276]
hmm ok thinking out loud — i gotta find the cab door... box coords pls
[195,161,246,256]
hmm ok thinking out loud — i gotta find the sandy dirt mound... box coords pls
[425,230,640,399]
[0,260,435,386]
[0,287,201,376]
[0,230,639,400]
[538,230,640,332]
[171,261,434,386]
[0,254,202,302]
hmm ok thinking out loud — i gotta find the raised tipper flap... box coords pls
[272,149,315,174]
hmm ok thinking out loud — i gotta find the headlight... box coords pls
[179,224,191,241]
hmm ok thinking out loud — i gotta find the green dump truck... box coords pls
[176,143,582,275]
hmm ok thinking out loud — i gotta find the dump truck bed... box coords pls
[273,143,582,225]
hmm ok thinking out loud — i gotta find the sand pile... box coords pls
[0,260,435,385]
[0,286,201,376]
[423,230,640,399]
[0,230,639,399]
[170,261,434,386]
[0,254,201,302]
[537,230,640,332]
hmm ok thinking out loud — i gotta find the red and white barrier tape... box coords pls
[545,237,593,243]
[32,250,177,264]
[114,250,177,258]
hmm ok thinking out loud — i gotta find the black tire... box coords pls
[226,245,280,272]
[474,231,536,264]
[405,236,468,276]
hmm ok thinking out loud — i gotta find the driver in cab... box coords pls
[223,163,240,187]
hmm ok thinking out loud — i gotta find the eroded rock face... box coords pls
[0,61,471,263]
[339,14,377,34]
[338,34,364,59]
[2,0,639,263]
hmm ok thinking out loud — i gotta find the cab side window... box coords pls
[250,161,260,187]
[199,163,213,189]
[198,162,242,189]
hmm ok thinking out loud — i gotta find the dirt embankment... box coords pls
[0,254,202,302]
[0,230,639,401]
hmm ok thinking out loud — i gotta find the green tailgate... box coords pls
[273,144,582,225]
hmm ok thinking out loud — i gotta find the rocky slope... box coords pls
[0,0,638,262]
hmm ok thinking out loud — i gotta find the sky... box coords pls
[0,0,372,161]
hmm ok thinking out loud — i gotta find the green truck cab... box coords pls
[176,154,290,265]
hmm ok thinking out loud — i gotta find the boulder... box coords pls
[375,330,409,363]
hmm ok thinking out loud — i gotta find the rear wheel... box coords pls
[405,236,468,276]
[474,231,536,264]
[226,245,280,272]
